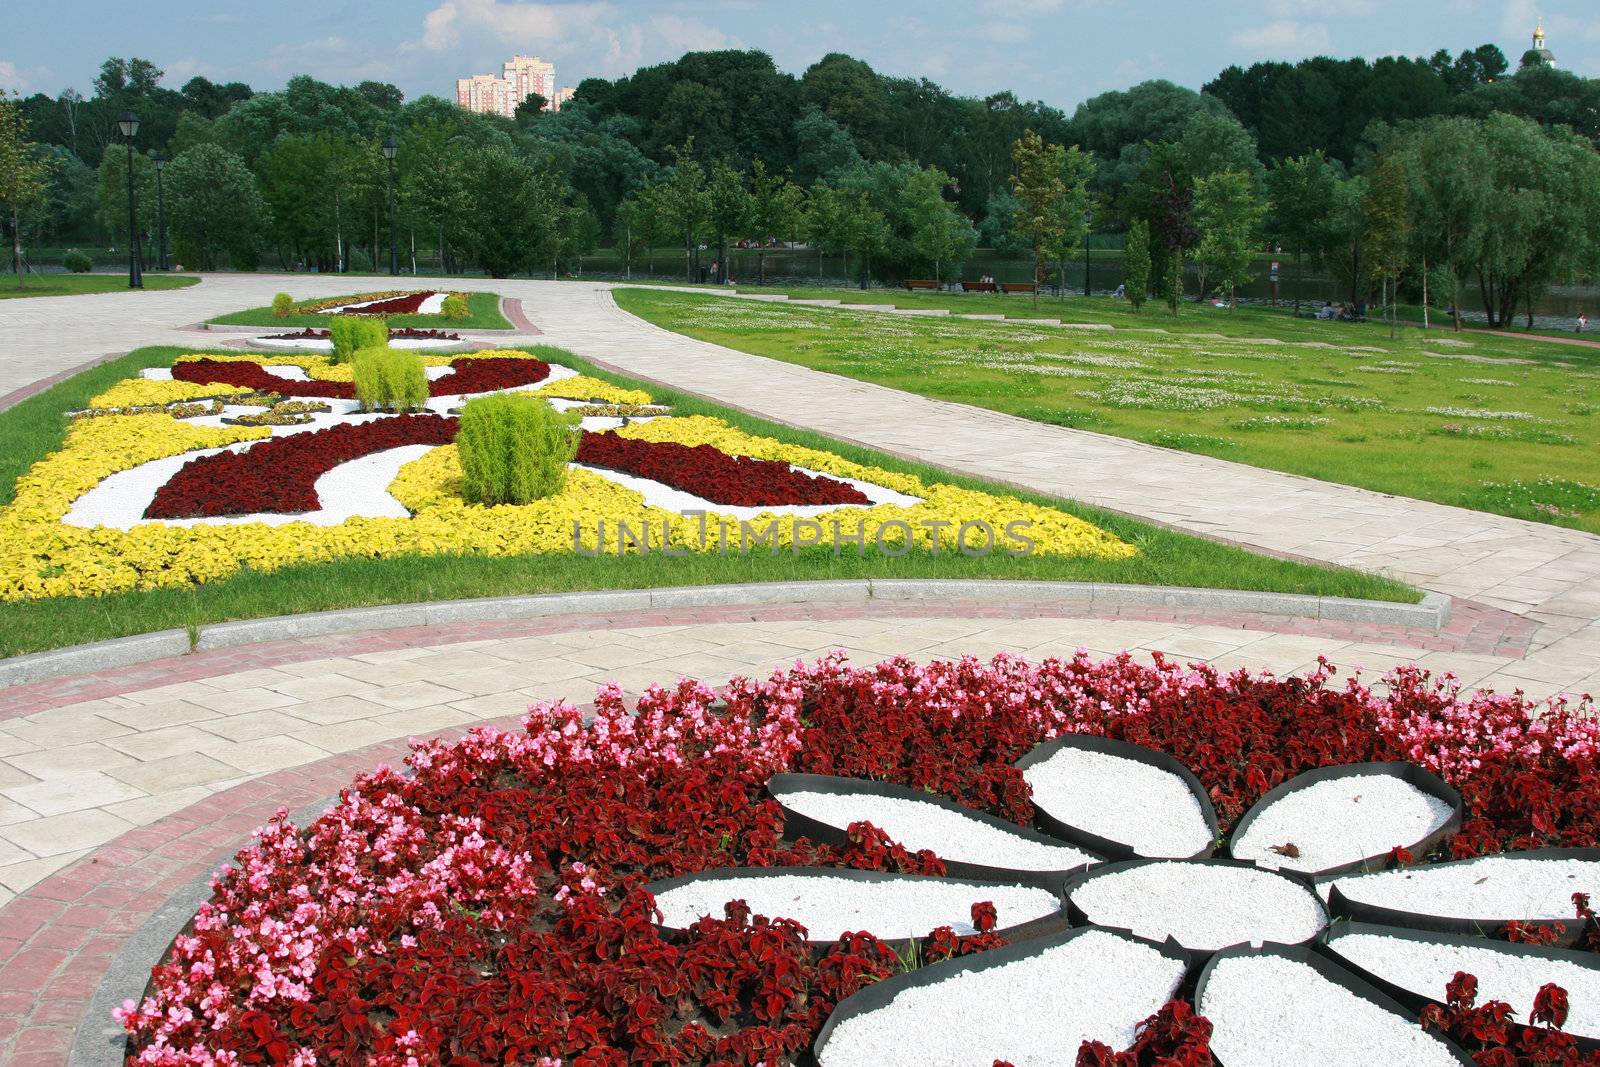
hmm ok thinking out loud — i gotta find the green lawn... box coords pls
[0,343,1415,656]
[0,273,200,299]
[209,289,511,330]
[615,286,1600,534]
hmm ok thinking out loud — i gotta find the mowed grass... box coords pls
[0,273,200,299]
[615,287,1600,533]
[209,289,511,330]
[0,343,1416,656]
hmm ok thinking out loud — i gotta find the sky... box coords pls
[4,0,1599,112]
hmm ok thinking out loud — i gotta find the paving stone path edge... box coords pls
[1,580,1449,690]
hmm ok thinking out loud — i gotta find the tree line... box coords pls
[2,44,1598,318]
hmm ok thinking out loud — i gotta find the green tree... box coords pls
[1123,218,1151,311]
[1041,145,1095,301]
[652,143,710,281]
[1364,153,1412,335]
[95,145,155,250]
[807,183,887,288]
[398,121,469,273]
[1395,116,1491,330]
[792,107,862,187]
[1265,150,1339,314]
[704,160,751,283]
[455,145,557,278]
[0,92,56,284]
[612,193,659,278]
[1009,130,1068,308]
[908,177,977,287]
[744,159,805,284]
[164,143,268,270]
[1192,168,1265,308]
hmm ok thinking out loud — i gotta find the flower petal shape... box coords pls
[1323,922,1600,1041]
[1328,848,1600,946]
[768,773,1099,881]
[1196,944,1473,1067]
[1015,735,1218,859]
[645,866,1066,944]
[1229,761,1461,877]
[814,928,1188,1067]
[1064,858,1327,953]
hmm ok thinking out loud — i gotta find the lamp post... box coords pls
[1082,208,1093,298]
[382,135,399,277]
[152,152,168,271]
[118,112,142,289]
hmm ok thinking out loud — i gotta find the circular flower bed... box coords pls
[116,653,1600,1065]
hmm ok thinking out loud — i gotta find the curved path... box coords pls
[0,274,1596,1061]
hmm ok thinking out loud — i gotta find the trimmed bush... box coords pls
[352,347,428,413]
[329,317,387,364]
[457,393,578,505]
[62,250,94,274]
[271,293,294,318]
[441,294,470,321]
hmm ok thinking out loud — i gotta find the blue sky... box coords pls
[5,0,1598,110]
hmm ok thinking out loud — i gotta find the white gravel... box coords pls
[1069,861,1327,951]
[1331,855,1600,922]
[1023,746,1213,858]
[1232,771,1455,874]
[818,929,1186,1066]
[776,788,1097,872]
[251,336,461,352]
[322,292,447,315]
[652,872,1060,941]
[1201,952,1465,1067]
[1329,931,1600,1041]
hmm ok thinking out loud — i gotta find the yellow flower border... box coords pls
[0,368,1133,602]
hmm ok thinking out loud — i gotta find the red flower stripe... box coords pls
[335,292,438,315]
[172,357,550,400]
[117,657,1600,1065]
[575,430,871,506]
[264,328,463,341]
[143,415,457,519]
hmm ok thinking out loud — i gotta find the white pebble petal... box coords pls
[1200,951,1467,1067]
[1332,854,1600,924]
[1068,860,1326,951]
[651,871,1060,941]
[1023,744,1212,858]
[818,929,1186,1067]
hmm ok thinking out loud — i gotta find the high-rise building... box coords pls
[455,55,572,119]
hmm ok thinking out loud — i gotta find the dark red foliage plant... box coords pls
[575,431,871,507]
[118,654,1600,1065]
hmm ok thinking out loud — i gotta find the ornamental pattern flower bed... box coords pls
[0,349,1135,600]
[115,655,1600,1065]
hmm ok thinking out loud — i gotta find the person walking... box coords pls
[1579,313,1588,334]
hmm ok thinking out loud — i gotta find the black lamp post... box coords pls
[119,111,143,289]
[382,135,399,276]
[1082,208,1093,298]
[152,152,168,271]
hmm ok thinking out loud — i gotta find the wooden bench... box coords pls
[1001,282,1037,295]
[960,280,999,293]
[904,278,939,291]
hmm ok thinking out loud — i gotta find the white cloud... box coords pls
[0,59,35,94]
[1230,20,1331,55]
[1500,0,1537,39]
[404,0,741,80]
[1267,0,1372,13]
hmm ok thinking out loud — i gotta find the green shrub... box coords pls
[457,393,579,505]
[353,347,429,412]
[62,250,94,274]
[347,248,373,273]
[271,292,294,318]
[329,317,388,364]
[441,294,470,321]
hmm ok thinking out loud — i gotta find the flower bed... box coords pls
[171,356,551,400]
[263,328,463,341]
[116,655,1600,1064]
[145,416,458,519]
[291,290,468,316]
[576,431,872,507]
[0,349,1134,600]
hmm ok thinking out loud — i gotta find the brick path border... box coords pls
[0,591,1526,719]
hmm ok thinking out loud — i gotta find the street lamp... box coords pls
[1082,208,1093,298]
[118,111,143,289]
[152,152,168,271]
[382,135,399,277]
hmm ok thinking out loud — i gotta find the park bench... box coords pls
[904,279,940,291]
[1001,282,1037,295]
[960,280,999,293]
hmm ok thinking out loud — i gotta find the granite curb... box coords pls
[0,581,1449,689]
